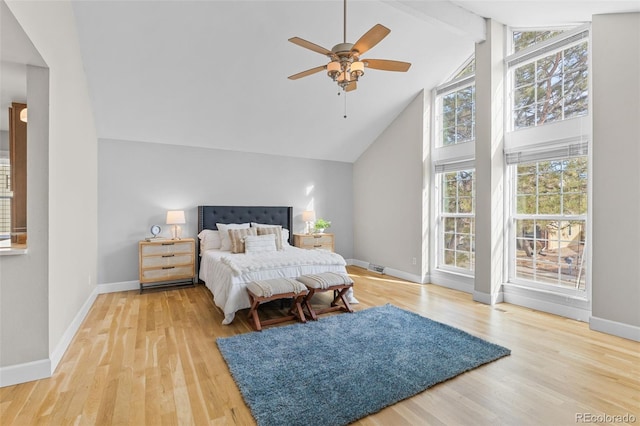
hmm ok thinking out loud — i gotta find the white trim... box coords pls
[589,316,640,342]
[97,280,139,294]
[50,288,98,373]
[383,266,423,284]
[347,259,424,284]
[473,290,504,305]
[0,358,50,388]
[503,283,590,322]
[0,247,28,256]
[429,269,474,293]
[346,258,367,269]
[506,24,590,67]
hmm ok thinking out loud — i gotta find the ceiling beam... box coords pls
[383,0,486,42]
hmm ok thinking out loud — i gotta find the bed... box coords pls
[197,206,356,324]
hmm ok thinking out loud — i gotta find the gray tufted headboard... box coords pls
[197,205,293,244]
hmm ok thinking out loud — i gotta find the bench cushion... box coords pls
[247,277,308,298]
[296,272,354,290]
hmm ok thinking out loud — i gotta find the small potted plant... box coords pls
[314,218,331,234]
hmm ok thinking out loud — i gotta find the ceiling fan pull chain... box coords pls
[344,91,348,119]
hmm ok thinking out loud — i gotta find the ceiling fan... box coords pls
[288,0,411,93]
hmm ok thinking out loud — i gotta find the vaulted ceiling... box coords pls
[7,1,639,163]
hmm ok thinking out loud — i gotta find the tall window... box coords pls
[506,26,590,293]
[434,57,476,275]
[436,57,475,147]
[438,169,475,272]
[511,157,587,289]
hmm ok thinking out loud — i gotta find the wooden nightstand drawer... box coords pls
[293,233,335,252]
[139,238,196,291]
[141,241,193,256]
[140,253,193,269]
[141,265,194,282]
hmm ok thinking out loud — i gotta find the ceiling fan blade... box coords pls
[352,24,390,56]
[364,59,412,72]
[288,37,332,56]
[345,81,357,92]
[288,65,326,80]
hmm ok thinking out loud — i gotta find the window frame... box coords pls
[507,157,588,295]
[435,166,476,275]
[434,56,476,148]
[505,24,590,133]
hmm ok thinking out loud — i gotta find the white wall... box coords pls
[98,139,353,285]
[1,0,99,380]
[591,13,640,339]
[353,92,425,282]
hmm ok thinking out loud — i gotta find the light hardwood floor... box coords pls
[1,266,638,425]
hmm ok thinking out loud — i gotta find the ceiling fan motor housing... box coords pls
[331,42,355,55]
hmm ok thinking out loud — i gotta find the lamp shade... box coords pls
[302,210,316,222]
[19,108,27,123]
[166,210,185,225]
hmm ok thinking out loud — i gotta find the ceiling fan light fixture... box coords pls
[327,61,341,79]
[350,61,364,79]
[337,70,351,84]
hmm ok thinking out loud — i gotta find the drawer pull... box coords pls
[313,235,322,239]
[313,245,322,248]
[162,254,175,258]
[161,242,175,246]
[162,266,175,270]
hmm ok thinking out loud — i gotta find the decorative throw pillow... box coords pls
[251,222,290,247]
[217,223,250,251]
[229,227,257,253]
[197,229,221,252]
[244,234,277,254]
[254,225,283,250]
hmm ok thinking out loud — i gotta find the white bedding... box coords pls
[200,246,357,324]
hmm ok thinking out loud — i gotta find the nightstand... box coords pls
[138,238,196,292]
[293,233,335,252]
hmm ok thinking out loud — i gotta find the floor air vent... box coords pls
[368,263,385,274]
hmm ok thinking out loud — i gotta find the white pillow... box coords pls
[244,234,277,254]
[251,222,290,247]
[197,229,221,252]
[217,223,250,251]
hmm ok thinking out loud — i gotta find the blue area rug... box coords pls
[217,304,510,426]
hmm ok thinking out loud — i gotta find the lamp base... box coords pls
[171,225,182,240]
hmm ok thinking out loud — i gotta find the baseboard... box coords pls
[50,287,98,373]
[430,269,474,294]
[97,280,139,294]
[383,267,423,284]
[589,316,640,342]
[503,284,590,322]
[473,290,504,305]
[347,259,423,284]
[0,358,51,388]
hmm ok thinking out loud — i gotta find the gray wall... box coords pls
[353,92,425,280]
[1,0,98,371]
[98,139,353,285]
[592,13,640,329]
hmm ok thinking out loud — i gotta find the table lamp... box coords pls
[166,210,185,240]
[302,210,316,234]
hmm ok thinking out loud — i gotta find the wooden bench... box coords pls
[296,272,354,321]
[246,278,308,331]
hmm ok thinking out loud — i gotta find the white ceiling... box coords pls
[6,1,639,161]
